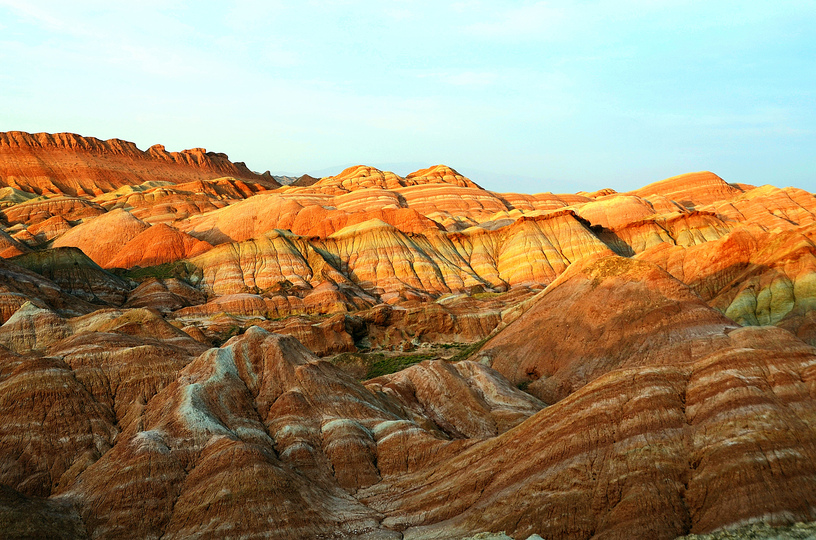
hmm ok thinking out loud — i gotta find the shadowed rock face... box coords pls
[4,132,816,538]
[10,247,131,305]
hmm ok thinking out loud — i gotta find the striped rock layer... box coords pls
[2,263,816,538]
[1,131,816,538]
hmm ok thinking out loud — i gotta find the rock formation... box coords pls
[2,131,816,539]
[0,131,278,196]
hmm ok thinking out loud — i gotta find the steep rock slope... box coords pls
[638,223,816,345]
[105,224,213,269]
[187,211,611,303]
[42,328,541,538]
[0,259,96,323]
[474,254,737,403]
[357,254,816,539]
[10,248,131,305]
[52,209,149,268]
[630,171,743,208]
[0,131,278,196]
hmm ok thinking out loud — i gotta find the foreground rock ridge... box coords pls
[1,131,816,538]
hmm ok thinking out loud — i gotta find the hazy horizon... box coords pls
[2,1,814,193]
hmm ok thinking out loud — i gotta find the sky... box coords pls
[1,1,814,193]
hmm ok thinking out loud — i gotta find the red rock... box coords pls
[125,278,206,312]
[106,223,213,269]
[404,165,482,189]
[0,131,278,196]
[474,254,736,403]
[0,258,95,323]
[0,229,27,258]
[0,196,105,227]
[52,208,149,268]
[20,215,73,246]
[630,171,743,208]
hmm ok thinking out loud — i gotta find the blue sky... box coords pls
[1,1,814,193]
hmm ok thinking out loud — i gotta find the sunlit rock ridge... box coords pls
[1,131,816,539]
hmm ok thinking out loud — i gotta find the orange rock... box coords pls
[0,258,95,323]
[630,171,743,208]
[0,131,278,196]
[703,184,816,231]
[574,194,656,229]
[363,326,816,538]
[125,278,206,312]
[474,254,737,403]
[0,196,105,226]
[311,165,407,193]
[20,215,73,246]
[52,208,149,267]
[404,164,482,189]
[0,229,27,258]
[106,224,213,269]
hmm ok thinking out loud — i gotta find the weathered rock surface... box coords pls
[0,229,28,258]
[10,248,131,305]
[3,134,816,539]
[630,171,743,208]
[52,208,149,268]
[124,278,206,312]
[474,254,737,403]
[106,223,213,269]
[0,258,96,323]
[0,131,277,196]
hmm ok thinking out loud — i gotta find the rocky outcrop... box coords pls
[0,229,27,258]
[473,254,737,402]
[52,208,149,268]
[630,171,743,208]
[366,360,544,437]
[186,210,610,304]
[106,223,213,269]
[124,278,206,312]
[638,223,816,345]
[0,196,105,227]
[10,248,131,305]
[3,135,816,540]
[93,177,273,225]
[0,131,278,196]
[0,258,95,323]
[50,328,544,538]
[362,323,816,539]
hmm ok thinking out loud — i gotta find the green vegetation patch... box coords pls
[113,261,201,284]
[330,351,437,380]
[471,291,502,300]
[448,336,490,362]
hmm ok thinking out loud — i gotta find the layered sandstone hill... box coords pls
[3,131,816,539]
[0,131,278,196]
[307,164,481,195]
[3,262,816,538]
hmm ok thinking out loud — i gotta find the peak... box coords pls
[404,164,482,189]
[313,165,405,193]
[333,165,397,181]
[406,164,461,178]
[631,171,741,208]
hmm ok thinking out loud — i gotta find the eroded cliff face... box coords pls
[0,131,278,196]
[3,131,816,539]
